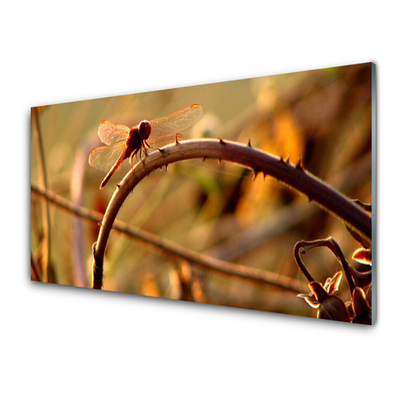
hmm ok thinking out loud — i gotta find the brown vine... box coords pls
[91,138,371,289]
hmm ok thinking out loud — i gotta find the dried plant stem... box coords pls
[31,108,51,282]
[70,145,90,288]
[92,138,371,289]
[294,238,356,293]
[31,183,304,293]
[31,250,42,282]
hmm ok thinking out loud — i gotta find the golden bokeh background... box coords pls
[31,63,372,318]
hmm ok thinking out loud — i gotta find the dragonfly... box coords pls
[89,104,204,189]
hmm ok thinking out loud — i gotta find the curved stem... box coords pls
[293,242,316,283]
[92,138,371,289]
[293,237,356,294]
[324,238,356,293]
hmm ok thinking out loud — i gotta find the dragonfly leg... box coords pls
[129,149,139,167]
[143,140,153,153]
[136,142,151,161]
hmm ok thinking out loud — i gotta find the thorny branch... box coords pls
[92,138,371,289]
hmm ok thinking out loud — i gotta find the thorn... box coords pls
[253,169,260,180]
[295,156,304,171]
[279,156,285,164]
[165,164,169,170]
[352,199,372,212]
[175,134,180,145]
[247,138,252,147]
[116,183,121,188]
[218,138,226,144]
[202,156,207,162]
[285,155,290,163]
[158,147,165,154]
[263,171,267,180]
[92,242,97,257]
[307,196,314,203]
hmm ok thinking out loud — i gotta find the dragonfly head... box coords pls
[138,120,151,140]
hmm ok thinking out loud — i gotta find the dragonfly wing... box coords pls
[146,133,181,149]
[89,141,126,172]
[149,104,204,137]
[98,120,130,146]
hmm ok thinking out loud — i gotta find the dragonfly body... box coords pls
[89,104,203,189]
[98,121,151,189]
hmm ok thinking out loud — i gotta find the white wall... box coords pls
[3,2,397,399]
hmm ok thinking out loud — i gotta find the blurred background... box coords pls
[31,62,372,319]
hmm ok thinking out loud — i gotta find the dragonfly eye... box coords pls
[138,120,151,140]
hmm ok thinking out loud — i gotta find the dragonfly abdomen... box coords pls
[99,146,130,189]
